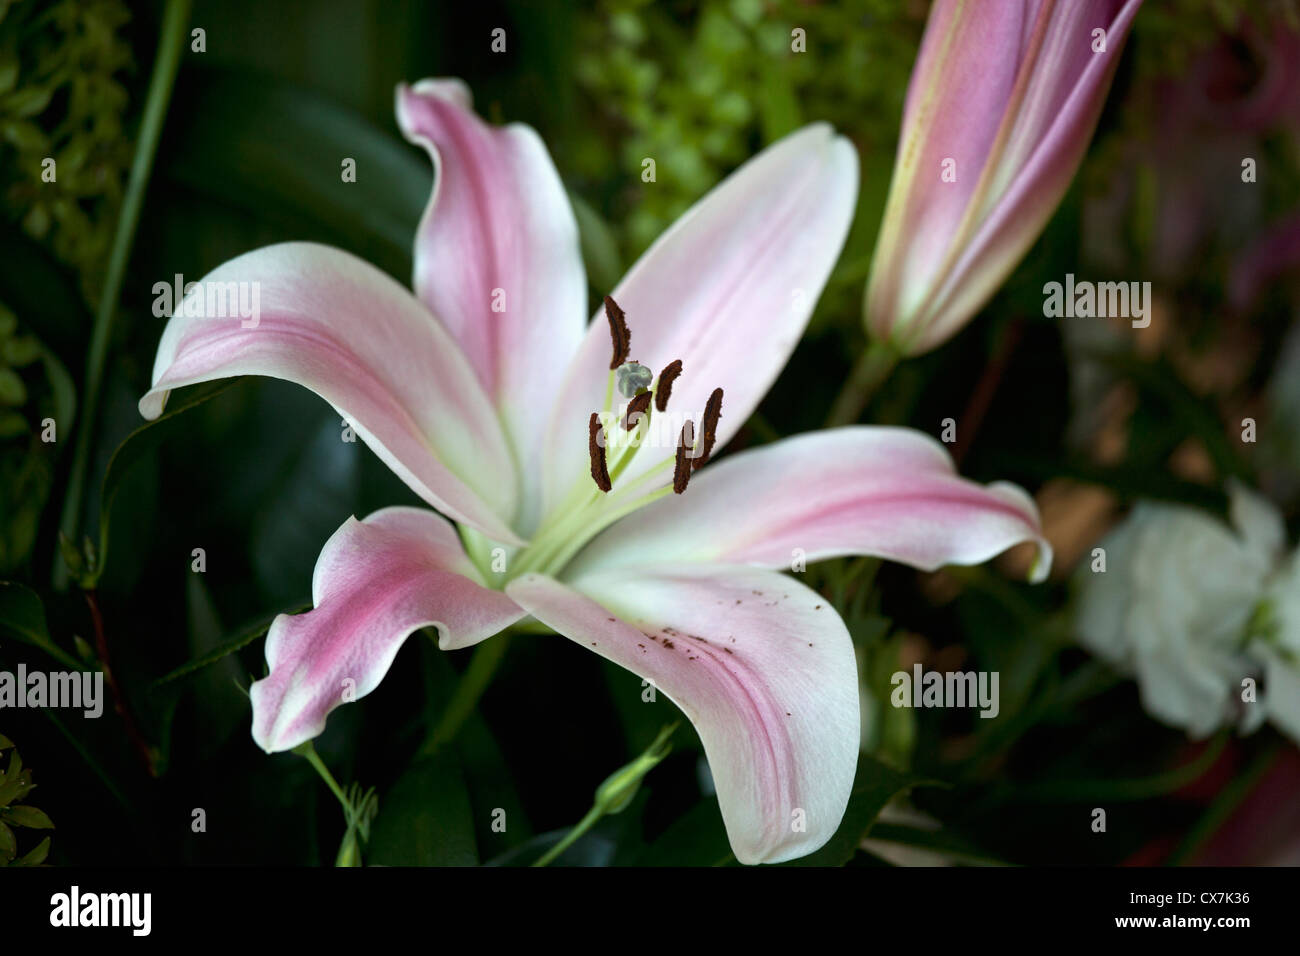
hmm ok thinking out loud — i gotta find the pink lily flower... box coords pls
[140,80,1051,864]
[867,0,1143,355]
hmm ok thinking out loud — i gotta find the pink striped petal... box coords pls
[506,565,858,865]
[869,0,1142,353]
[251,507,525,752]
[139,242,522,543]
[397,80,587,532]
[541,123,858,514]
[568,426,1052,582]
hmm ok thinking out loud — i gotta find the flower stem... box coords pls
[532,723,677,867]
[420,633,513,756]
[296,742,372,867]
[1165,739,1282,865]
[825,339,900,427]
[1002,731,1230,804]
[531,806,604,867]
[84,589,156,775]
[55,0,192,588]
[950,318,1023,466]
[297,741,350,813]
[535,485,673,576]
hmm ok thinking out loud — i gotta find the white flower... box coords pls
[1076,482,1300,740]
[1257,554,1300,741]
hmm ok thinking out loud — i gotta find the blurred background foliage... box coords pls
[1,0,1299,866]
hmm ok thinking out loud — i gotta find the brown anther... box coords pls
[588,412,611,492]
[604,295,631,369]
[623,390,652,431]
[673,420,695,494]
[694,387,723,468]
[654,359,683,412]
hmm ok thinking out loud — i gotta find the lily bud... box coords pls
[866,0,1143,355]
[593,723,676,814]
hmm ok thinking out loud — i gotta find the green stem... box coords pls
[297,741,350,813]
[532,723,677,866]
[1165,739,1281,865]
[531,485,674,577]
[1051,658,1125,713]
[532,806,604,867]
[825,339,900,427]
[509,460,672,579]
[999,731,1230,804]
[421,633,513,756]
[297,742,372,867]
[55,0,191,588]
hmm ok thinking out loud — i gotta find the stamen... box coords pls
[604,295,631,369]
[588,412,612,492]
[674,420,695,494]
[623,391,652,431]
[695,387,723,468]
[655,359,683,412]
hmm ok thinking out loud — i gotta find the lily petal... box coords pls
[251,507,525,752]
[568,426,1052,582]
[506,564,858,865]
[542,123,858,512]
[139,242,522,543]
[397,79,587,531]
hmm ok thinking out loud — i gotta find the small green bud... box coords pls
[593,723,676,814]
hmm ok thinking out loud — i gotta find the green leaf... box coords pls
[866,823,1010,867]
[0,581,79,668]
[246,414,359,605]
[634,797,735,867]
[0,223,89,368]
[486,826,620,867]
[756,65,802,142]
[172,575,259,760]
[162,68,427,282]
[637,801,738,868]
[569,192,625,295]
[0,748,24,806]
[0,821,14,860]
[420,643,534,857]
[38,342,76,438]
[90,381,236,586]
[366,752,478,866]
[2,805,53,829]
[781,753,943,867]
[13,834,49,866]
[151,606,288,688]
